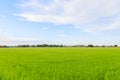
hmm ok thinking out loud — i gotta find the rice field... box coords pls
[0,48,120,80]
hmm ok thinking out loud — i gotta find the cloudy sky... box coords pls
[0,0,120,45]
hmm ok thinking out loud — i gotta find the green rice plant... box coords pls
[0,48,120,80]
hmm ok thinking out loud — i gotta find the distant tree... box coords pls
[59,44,64,47]
[72,45,86,47]
[87,44,94,47]
[101,45,106,47]
[114,45,118,47]
[31,45,36,47]
[0,45,7,48]
[17,45,30,47]
[94,45,100,47]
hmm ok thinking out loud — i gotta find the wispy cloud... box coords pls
[0,35,38,45]
[17,0,120,32]
[0,35,37,41]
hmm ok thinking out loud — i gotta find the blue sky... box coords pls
[0,0,120,45]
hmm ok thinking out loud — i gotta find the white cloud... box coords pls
[17,0,120,32]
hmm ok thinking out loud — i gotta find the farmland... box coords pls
[0,48,120,80]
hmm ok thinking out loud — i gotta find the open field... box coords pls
[0,48,120,80]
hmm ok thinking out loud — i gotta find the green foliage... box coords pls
[0,48,120,80]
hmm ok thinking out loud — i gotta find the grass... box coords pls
[0,47,120,80]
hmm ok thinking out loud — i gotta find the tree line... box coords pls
[0,44,119,48]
